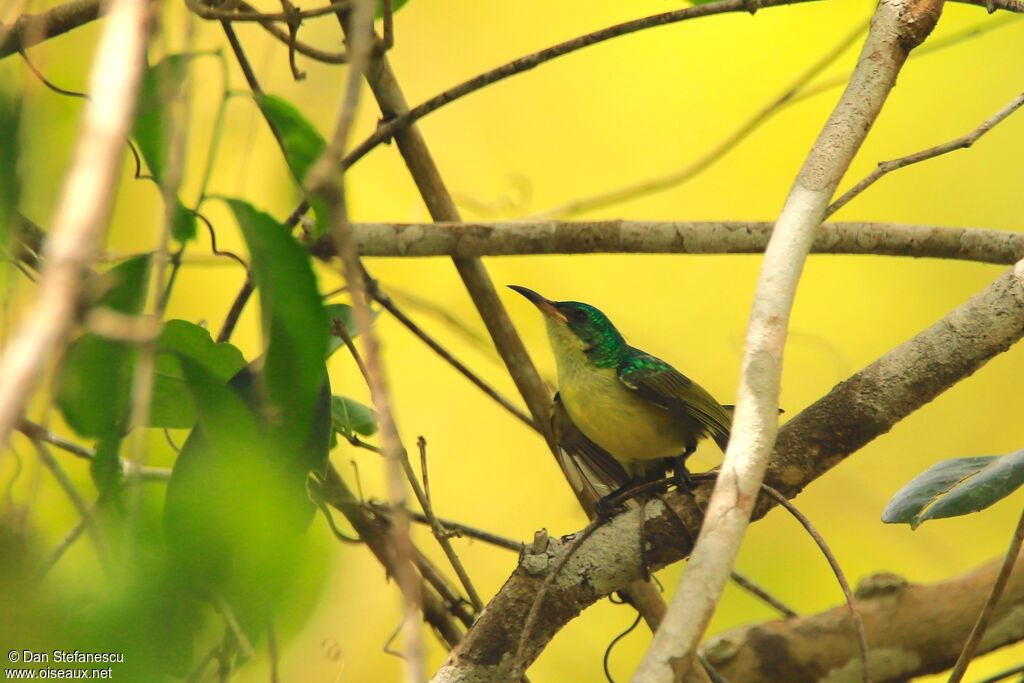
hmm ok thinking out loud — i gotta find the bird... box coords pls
[509,285,732,502]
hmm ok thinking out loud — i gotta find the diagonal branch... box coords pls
[335,8,678,649]
[428,254,1024,681]
[633,2,945,680]
[0,0,150,453]
[0,0,100,59]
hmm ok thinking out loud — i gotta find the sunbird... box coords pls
[510,285,731,501]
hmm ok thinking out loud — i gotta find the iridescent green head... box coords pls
[509,285,625,368]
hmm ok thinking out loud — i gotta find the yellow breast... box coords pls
[558,363,689,466]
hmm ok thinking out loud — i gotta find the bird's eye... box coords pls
[570,309,587,324]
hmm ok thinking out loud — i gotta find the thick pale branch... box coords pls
[329,220,1024,264]
[634,2,945,679]
[430,259,1024,682]
[0,0,149,452]
[701,556,1024,682]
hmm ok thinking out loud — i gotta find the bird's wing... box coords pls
[551,392,630,512]
[617,351,732,451]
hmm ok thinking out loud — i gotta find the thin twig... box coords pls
[368,502,524,551]
[31,439,110,571]
[364,273,536,430]
[216,276,254,343]
[411,547,475,629]
[211,593,256,660]
[827,91,1024,217]
[186,0,351,23]
[760,484,871,683]
[310,2,428,680]
[729,570,798,619]
[535,19,868,219]
[17,420,171,481]
[268,620,280,683]
[414,436,484,612]
[0,0,149,452]
[947,504,1024,683]
[314,465,465,649]
[245,9,348,64]
[41,511,89,575]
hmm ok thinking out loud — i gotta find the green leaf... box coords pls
[96,254,151,314]
[375,0,410,18]
[163,358,319,640]
[224,198,331,472]
[882,450,1024,528]
[56,256,151,437]
[133,54,194,182]
[151,320,247,429]
[257,95,325,183]
[0,92,21,272]
[170,200,197,243]
[255,94,330,238]
[57,314,246,436]
[324,303,379,357]
[332,396,377,438]
[91,434,124,498]
[132,54,201,243]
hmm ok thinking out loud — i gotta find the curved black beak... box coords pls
[508,285,566,322]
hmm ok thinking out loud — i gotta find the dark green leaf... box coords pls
[132,54,201,244]
[332,396,377,438]
[90,434,123,497]
[56,256,151,437]
[882,450,1024,528]
[224,198,330,472]
[257,95,325,183]
[163,358,317,640]
[255,95,329,237]
[96,254,151,314]
[170,200,197,243]
[133,54,194,182]
[151,320,247,429]
[324,303,379,357]
[375,0,410,19]
[0,92,21,267]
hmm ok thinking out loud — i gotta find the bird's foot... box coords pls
[743,0,760,14]
[674,466,695,491]
[595,494,627,520]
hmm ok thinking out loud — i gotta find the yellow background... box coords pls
[5,0,1024,680]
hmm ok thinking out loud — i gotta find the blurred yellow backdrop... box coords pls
[5,0,1024,680]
